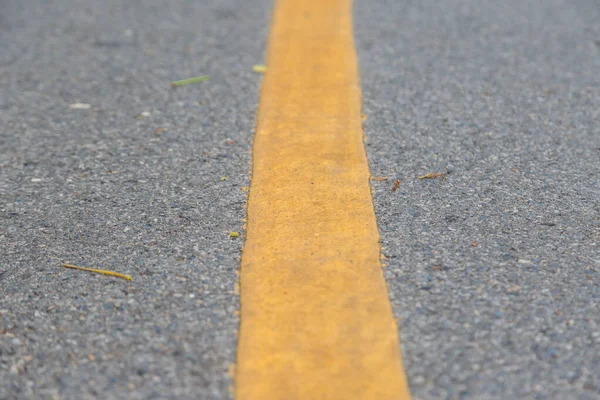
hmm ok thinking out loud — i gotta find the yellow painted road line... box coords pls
[236,0,411,399]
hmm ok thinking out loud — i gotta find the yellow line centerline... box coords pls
[235,0,411,399]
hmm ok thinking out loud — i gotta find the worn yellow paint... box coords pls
[235,0,411,399]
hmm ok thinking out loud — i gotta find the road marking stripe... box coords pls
[236,0,411,398]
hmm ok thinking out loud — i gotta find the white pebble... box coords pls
[69,103,91,110]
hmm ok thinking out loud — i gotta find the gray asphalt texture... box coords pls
[1,0,269,398]
[0,0,599,399]
[356,0,600,399]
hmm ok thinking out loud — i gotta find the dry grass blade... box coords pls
[171,75,209,87]
[61,263,132,281]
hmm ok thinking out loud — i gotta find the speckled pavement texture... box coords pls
[1,0,269,398]
[355,0,600,399]
[1,0,599,399]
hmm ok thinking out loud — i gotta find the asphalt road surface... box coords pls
[356,1,600,398]
[1,0,599,399]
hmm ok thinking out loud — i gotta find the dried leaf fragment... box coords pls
[507,284,521,294]
[418,172,447,179]
[371,176,388,181]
